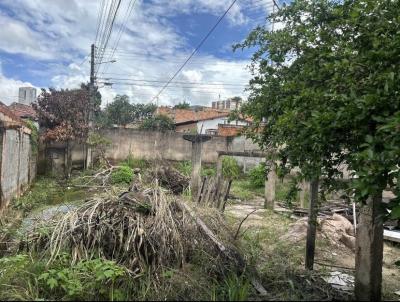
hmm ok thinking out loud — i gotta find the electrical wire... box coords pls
[149,0,240,103]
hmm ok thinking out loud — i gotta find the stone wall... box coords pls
[0,128,36,210]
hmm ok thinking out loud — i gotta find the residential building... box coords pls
[18,87,37,105]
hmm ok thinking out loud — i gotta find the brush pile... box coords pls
[25,182,238,277]
[150,165,189,194]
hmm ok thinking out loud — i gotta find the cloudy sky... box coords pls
[0,0,281,106]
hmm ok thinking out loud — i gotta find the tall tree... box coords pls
[236,0,400,300]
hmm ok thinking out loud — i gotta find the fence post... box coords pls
[305,179,319,270]
[355,193,384,301]
[264,162,276,209]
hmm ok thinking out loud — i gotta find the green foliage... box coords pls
[0,253,129,301]
[176,161,192,176]
[140,115,176,131]
[122,154,148,170]
[248,163,266,188]
[201,167,216,177]
[236,0,400,208]
[86,132,111,148]
[211,274,250,301]
[111,166,133,184]
[222,157,241,180]
[13,177,60,213]
[25,120,39,155]
[174,101,191,109]
[99,95,157,127]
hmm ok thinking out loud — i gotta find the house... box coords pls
[8,102,38,128]
[158,106,250,135]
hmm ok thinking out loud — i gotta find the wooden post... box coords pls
[264,162,276,209]
[305,179,319,270]
[355,194,384,301]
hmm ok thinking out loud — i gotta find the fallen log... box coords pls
[179,202,268,296]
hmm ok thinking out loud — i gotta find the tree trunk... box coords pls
[355,193,384,301]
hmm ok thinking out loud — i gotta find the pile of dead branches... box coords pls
[150,165,189,194]
[25,183,241,277]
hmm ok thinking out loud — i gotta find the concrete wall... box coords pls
[0,128,36,210]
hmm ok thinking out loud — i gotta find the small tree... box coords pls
[33,87,93,176]
[140,115,176,131]
[236,0,400,300]
[99,95,157,127]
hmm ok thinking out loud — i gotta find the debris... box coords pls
[151,165,189,194]
[322,271,354,291]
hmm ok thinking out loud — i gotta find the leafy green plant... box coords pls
[222,157,241,180]
[111,166,133,184]
[176,161,192,176]
[248,163,266,188]
[201,167,216,177]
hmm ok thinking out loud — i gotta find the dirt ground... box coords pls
[225,197,400,300]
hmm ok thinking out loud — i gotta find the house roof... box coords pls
[8,102,38,120]
[0,102,30,132]
[158,107,230,125]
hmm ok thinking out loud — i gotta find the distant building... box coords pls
[18,87,37,105]
[158,106,250,136]
[211,97,242,111]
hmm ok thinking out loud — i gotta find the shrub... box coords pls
[248,163,266,188]
[111,166,133,184]
[222,157,241,180]
[140,115,176,131]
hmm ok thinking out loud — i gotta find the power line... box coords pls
[97,77,249,86]
[101,0,138,76]
[150,0,239,103]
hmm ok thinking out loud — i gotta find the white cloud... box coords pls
[0,0,264,107]
[0,62,37,105]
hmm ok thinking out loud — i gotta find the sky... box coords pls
[0,0,281,107]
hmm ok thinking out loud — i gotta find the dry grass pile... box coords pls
[25,182,235,278]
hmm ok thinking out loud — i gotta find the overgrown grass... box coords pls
[121,154,149,170]
[12,177,87,214]
[230,178,265,201]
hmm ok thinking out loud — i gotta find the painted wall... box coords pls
[197,117,248,134]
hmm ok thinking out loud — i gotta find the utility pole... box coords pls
[85,44,95,169]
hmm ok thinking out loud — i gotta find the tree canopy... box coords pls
[98,95,157,126]
[236,0,399,214]
[34,87,93,142]
[140,115,176,131]
[174,101,191,109]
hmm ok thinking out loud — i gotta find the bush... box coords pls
[111,166,133,184]
[248,163,266,188]
[222,157,241,180]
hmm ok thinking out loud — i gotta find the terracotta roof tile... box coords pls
[0,102,26,127]
[158,107,230,124]
[8,102,38,120]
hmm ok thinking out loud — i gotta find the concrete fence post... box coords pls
[355,193,384,301]
[191,140,202,201]
[264,162,276,209]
